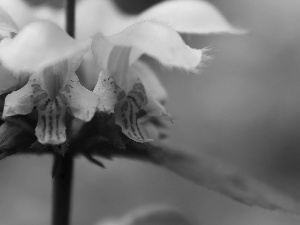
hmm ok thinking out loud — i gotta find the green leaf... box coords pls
[98,205,192,225]
[98,142,300,215]
[144,144,300,214]
[0,119,36,158]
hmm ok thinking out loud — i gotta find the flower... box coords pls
[0,12,97,145]
[83,0,245,142]
[3,59,98,145]
[91,20,204,142]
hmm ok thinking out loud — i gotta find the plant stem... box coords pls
[51,0,76,225]
[65,0,76,37]
[52,153,74,225]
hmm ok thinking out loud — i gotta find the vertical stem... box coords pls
[52,154,74,225]
[52,1,76,225]
[65,0,76,37]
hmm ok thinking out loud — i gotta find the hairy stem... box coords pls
[51,0,76,225]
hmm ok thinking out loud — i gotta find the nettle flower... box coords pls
[0,0,245,143]
[0,12,96,145]
[90,20,202,142]
[77,0,245,143]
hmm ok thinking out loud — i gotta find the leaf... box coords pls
[91,142,297,215]
[0,120,36,157]
[85,141,300,214]
[138,144,300,214]
[97,205,193,225]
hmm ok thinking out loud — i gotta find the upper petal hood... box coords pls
[76,0,244,40]
[76,0,131,39]
[92,20,203,72]
[140,0,246,35]
[0,21,90,72]
[0,0,63,29]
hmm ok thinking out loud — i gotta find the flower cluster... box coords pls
[0,0,242,148]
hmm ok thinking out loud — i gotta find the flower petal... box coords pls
[141,118,169,141]
[33,81,67,145]
[92,37,140,86]
[107,46,131,88]
[93,70,125,113]
[132,61,167,101]
[115,80,152,142]
[140,0,246,35]
[0,21,90,72]
[39,60,69,99]
[0,60,31,95]
[33,68,96,144]
[2,79,34,117]
[3,73,68,145]
[125,61,171,141]
[76,0,132,38]
[0,0,63,29]
[60,72,98,122]
[0,65,18,95]
[75,0,244,40]
[127,61,169,117]
[33,62,97,144]
[0,6,18,34]
[92,20,203,70]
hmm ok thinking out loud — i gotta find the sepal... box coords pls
[0,117,36,159]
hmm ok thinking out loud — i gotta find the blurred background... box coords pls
[1,0,300,224]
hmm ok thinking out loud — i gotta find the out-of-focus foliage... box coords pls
[97,205,193,225]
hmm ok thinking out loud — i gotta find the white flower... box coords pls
[0,11,97,145]
[91,20,203,142]
[0,0,243,143]
[82,0,243,142]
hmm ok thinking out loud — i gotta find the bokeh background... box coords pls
[1,0,300,224]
